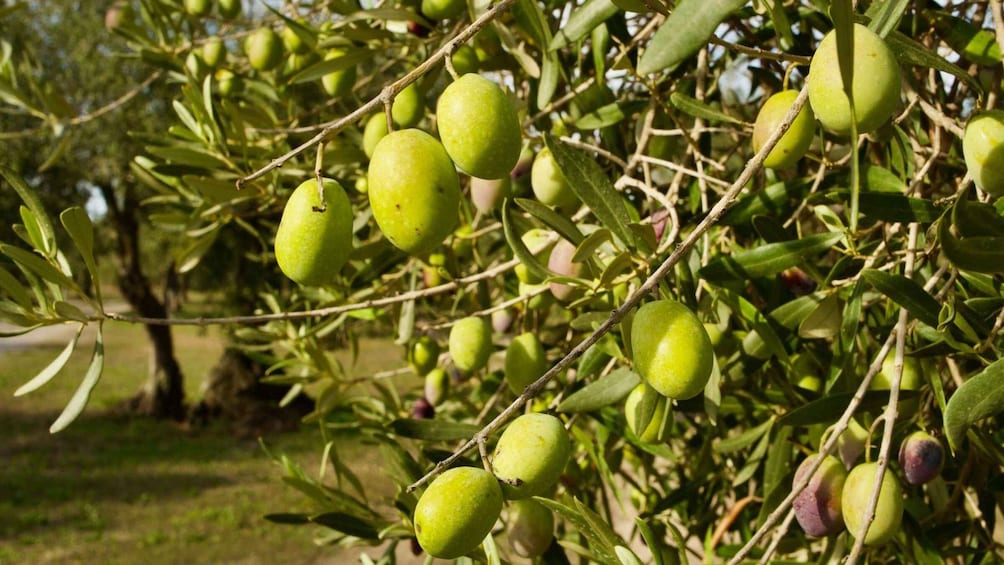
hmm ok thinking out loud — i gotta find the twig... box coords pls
[235,0,519,189]
[405,86,816,494]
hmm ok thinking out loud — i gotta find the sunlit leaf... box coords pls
[944,359,1004,453]
[50,325,104,433]
[636,0,746,75]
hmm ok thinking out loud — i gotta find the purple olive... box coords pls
[792,454,847,537]
[898,431,944,485]
[546,239,584,302]
[412,397,435,419]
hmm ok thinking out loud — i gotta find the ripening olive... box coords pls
[367,129,460,255]
[274,178,353,286]
[807,23,901,136]
[898,431,944,486]
[424,368,450,406]
[630,300,714,400]
[842,462,904,546]
[281,24,309,55]
[492,413,571,499]
[546,238,585,302]
[437,74,522,180]
[506,499,554,558]
[449,316,493,374]
[414,466,503,559]
[792,454,847,537]
[470,175,512,213]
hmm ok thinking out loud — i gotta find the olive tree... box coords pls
[3,0,1004,562]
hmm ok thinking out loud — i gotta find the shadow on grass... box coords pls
[0,407,315,538]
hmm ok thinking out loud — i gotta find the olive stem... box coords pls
[312,141,327,212]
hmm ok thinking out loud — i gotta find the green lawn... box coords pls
[0,317,412,564]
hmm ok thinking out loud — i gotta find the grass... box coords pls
[0,311,414,565]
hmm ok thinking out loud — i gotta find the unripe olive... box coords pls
[470,175,512,213]
[871,352,922,391]
[367,129,460,255]
[837,418,868,469]
[898,431,944,485]
[414,466,503,559]
[281,25,308,55]
[492,413,571,499]
[424,368,449,406]
[842,462,904,546]
[321,49,356,99]
[185,51,206,79]
[807,23,901,136]
[546,238,585,302]
[752,90,815,169]
[437,74,522,180]
[274,178,353,286]
[624,384,671,443]
[792,454,847,537]
[184,0,211,17]
[506,499,554,558]
[963,110,1004,197]
[630,300,714,400]
[531,148,578,210]
[218,0,241,19]
[421,0,465,20]
[392,83,424,128]
[504,332,547,394]
[449,316,493,374]
[518,280,553,311]
[408,336,440,376]
[202,36,226,69]
[451,44,479,75]
[245,28,283,71]
[362,113,389,159]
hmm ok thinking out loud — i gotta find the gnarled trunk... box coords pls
[100,183,186,420]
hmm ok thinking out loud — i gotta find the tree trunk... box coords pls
[100,184,186,420]
[189,348,314,437]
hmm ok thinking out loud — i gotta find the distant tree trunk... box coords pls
[189,348,314,437]
[100,183,186,420]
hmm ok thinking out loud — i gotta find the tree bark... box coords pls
[100,183,186,420]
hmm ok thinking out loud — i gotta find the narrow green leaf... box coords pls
[635,518,666,565]
[310,512,380,539]
[514,198,585,246]
[263,513,311,524]
[1,166,56,257]
[533,496,618,564]
[549,0,618,51]
[389,418,481,441]
[798,293,842,339]
[860,269,941,327]
[54,300,88,322]
[482,529,501,565]
[50,325,104,433]
[14,324,82,396]
[537,50,560,111]
[175,228,219,274]
[829,0,855,101]
[716,418,773,454]
[557,368,641,413]
[20,206,51,255]
[543,135,635,248]
[862,164,906,192]
[865,0,909,38]
[502,200,551,282]
[60,207,100,302]
[940,230,1004,274]
[572,229,612,263]
[886,31,981,93]
[778,390,919,427]
[573,101,627,130]
[0,265,33,309]
[669,92,743,125]
[954,192,1004,238]
[1,245,75,289]
[944,359,1004,453]
[146,145,229,170]
[615,546,644,565]
[636,0,746,75]
[699,232,842,282]
[855,192,940,223]
[721,181,798,226]
[289,50,373,84]
[722,289,790,362]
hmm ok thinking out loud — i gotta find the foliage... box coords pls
[3,0,1004,563]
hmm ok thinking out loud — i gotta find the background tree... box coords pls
[3,0,1004,563]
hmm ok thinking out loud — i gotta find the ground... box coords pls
[0,306,417,564]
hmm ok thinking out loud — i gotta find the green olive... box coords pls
[391,83,424,128]
[362,113,389,159]
[449,316,493,374]
[807,23,901,136]
[492,413,571,499]
[321,49,356,99]
[752,90,815,169]
[274,178,353,286]
[963,110,1004,197]
[245,28,283,72]
[841,462,904,546]
[367,129,460,254]
[414,466,503,559]
[630,300,714,400]
[531,148,578,210]
[202,36,226,69]
[506,499,554,558]
[504,332,547,394]
[437,74,522,180]
[624,383,671,443]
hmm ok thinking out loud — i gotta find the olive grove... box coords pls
[2,0,1004,562]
